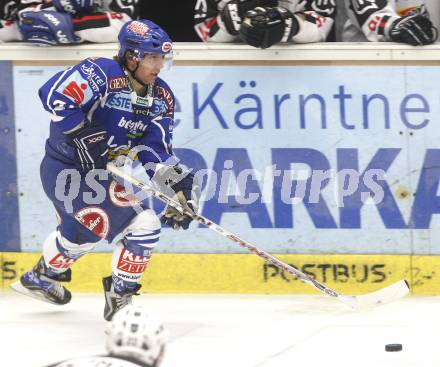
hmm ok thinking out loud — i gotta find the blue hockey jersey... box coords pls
[39,57,175,169]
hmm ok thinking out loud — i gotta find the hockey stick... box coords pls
[108,163,410,310]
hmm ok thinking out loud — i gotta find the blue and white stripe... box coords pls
[125,229,161,252]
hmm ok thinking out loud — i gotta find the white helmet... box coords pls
[106,305,168,367]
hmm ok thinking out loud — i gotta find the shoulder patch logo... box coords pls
[56,70,93,105]
[63,81,87,104]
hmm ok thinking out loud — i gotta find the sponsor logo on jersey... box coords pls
[74,207,110,239]
[57,71,93,105]
[154,86,174,117]
[48,253,76,269]
[109,77,129,92]
[118,116,148,134]
[106,92,132,112]
[109,180,142,207]
[162,42,172,53]
[62,81,87,104]
[117,248,151,274]
[127,21,149,36]
[80,63,105,93]
[151,98,169,117]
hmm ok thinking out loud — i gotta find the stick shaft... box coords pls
[108,163,344,300]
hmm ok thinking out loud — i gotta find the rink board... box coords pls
[7,63,440,256]
[1,252,439,295]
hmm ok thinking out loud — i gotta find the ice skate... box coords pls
[10,257,72,305]
[103,276,141,321]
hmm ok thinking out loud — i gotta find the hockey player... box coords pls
[0,0,138,44]
[342,0,438,45]
[11,19,200,321]
[194,0,337,49]
[43,305,168,367]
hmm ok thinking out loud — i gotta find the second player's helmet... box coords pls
[106,305,168,366]
[118,19,173,60]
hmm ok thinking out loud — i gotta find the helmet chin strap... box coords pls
[122,56,154,111]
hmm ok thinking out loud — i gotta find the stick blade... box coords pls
[353,280,410,310]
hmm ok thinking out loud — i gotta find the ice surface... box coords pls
[1,293,438,367]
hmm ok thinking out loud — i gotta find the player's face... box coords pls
[136,54,165,84]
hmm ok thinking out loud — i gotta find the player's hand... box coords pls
[239,6,299,49]
[159,168,200,230]
[66,124,109,173]
[389,7,438,45]
[220,0,277,35]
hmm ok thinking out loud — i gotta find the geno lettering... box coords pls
[109,77,129,91]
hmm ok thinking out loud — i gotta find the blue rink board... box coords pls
[0,61,20,251]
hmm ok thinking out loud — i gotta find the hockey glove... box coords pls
[389,7,438,46]
[240,6,299,49]
[53,0,96,15]
[155,166,200,230]
[66,124,109,173]
[18,10,78,45]
[220,0,277,35]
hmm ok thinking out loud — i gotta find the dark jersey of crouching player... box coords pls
[0,0,139,43]
[43,306,168,367]
[194,0,336,49]
[10,19,200,322]
[342,0,438,45]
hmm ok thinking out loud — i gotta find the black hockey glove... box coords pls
[156,166,201,230]
[220,0,277,35]
[66,124,109,173]
[240,7,299,49]
[389,7,438,46]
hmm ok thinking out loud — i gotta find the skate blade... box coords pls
[10,281,62,306]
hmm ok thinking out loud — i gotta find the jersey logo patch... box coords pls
[109,180,142,207]
[74,207,110,239]
[56,71,94,105]
[63,81,87,104]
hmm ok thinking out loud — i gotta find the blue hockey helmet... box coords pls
[118,19,173,60]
